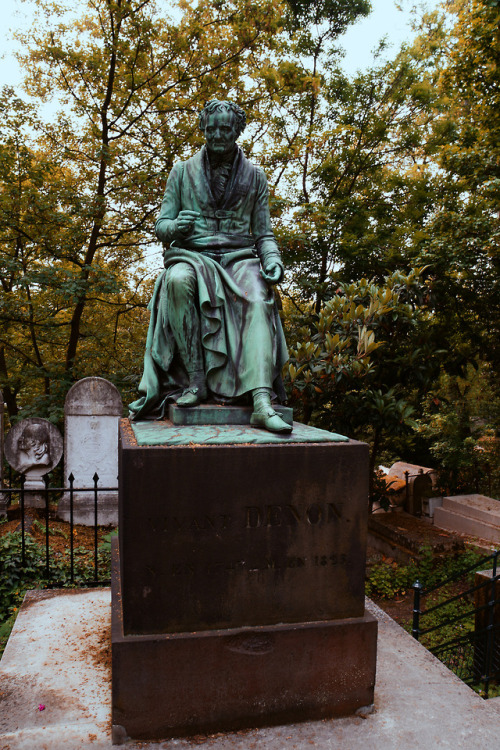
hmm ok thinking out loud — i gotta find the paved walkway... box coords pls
[1,589,500,749]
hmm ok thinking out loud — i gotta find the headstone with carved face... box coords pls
[4,418,63,508]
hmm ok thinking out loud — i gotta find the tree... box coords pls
[0,0,286,419]
[277,0,500,480]
[0,86,152,420]
[284,268,444,480]
[0,0,372,420]
[409,0,500,372]
[265,41,444,318]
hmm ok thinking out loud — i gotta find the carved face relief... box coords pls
[4,418,63,478]
[17,423,51,473]
[203,110,239,158]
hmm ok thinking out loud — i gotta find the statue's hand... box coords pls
[261,262,283,285]
[175,210,200,236]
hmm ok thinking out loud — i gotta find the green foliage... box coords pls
[277,0,500,477]
[406,1,500,376]
[0,0,498,497]
[285,268,444,473]
[366,557,418,599]
[98,529,118,556]
[416,366,500,497]
[370,470,403,512]
[0,0,302,420]
[366,545,485,601]
[421,546,486,590]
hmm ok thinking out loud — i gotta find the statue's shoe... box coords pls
[250,408,292,434]
[177,386,206,408]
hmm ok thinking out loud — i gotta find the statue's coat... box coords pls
[130,146,287,419]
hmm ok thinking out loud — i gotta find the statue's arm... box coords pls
[155,163,199,246]
[251,170,284,285]
[155,163,182,244]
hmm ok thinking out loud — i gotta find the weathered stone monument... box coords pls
[4,418,63,508]
[57,377,122,526]
[388,461,435,516]
[112,101,377,741]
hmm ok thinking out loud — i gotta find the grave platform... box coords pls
[113,416,376,739]
[434,494,500,545]
[368,510,466,563]
[3,589,500,749]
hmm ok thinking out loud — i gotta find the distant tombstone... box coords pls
[4,418,63,508]
[388,461,435,516]
[57,377,122,526]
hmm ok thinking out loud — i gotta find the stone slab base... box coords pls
[57,492,118,527]
[443,495,500,524]
[368,511,464,564]
[111,543,377,741]
[434,495,500,544]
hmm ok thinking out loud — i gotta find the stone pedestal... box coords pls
[112,416,377,740]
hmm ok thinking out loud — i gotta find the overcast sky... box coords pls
[339,0,437,73]
[0,0,441,89]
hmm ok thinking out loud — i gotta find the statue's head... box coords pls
[199,100,246,157]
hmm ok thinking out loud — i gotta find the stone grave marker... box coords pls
[389,461,435,516]
[4,418,63,508]
[57,377,122,526]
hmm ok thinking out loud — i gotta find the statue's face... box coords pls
[203,110,238,157]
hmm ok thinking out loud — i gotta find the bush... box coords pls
[366,558,418,599]
[366,545,486,600]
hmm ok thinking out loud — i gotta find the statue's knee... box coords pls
[166,264,197,299]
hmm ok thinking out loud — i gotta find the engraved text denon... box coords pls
[244,503,342,529]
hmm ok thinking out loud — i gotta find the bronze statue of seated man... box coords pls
[129,100,291,434]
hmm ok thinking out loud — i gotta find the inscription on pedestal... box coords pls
[147,502,347,579]
[119,421,369,635]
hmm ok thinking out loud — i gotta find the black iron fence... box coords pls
[412,550,500,698]
[1,471,117,587]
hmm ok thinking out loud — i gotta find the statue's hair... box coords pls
[199,100,246,137]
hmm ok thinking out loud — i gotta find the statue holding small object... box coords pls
[130,100,291,434]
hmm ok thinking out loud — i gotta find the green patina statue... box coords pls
[129,100,291,434]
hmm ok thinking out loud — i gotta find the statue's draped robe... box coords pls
[129,146,288,419]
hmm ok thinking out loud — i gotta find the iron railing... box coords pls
[1,471,117,587]
[412,549,500,698]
